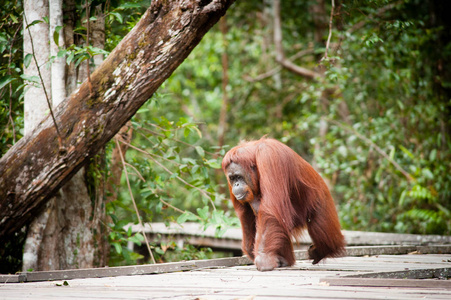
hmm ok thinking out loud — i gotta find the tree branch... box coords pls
[349,1,402,33]
[322,0,335,60]
[243,48,315,82]
[273,0,320,80]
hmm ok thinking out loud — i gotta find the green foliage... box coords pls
[0,1,24,156]
[309,0,451,234]
[101,0,451,253]
[156,0,450,235]
[105,97,238,264]
[107,216,145,266]
[153,241,214,263]
[117,104,226,221]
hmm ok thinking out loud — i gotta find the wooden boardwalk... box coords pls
[127,222,451,252]
[1,246,450,299]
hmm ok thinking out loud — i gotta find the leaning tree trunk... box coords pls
[0,0,235,244]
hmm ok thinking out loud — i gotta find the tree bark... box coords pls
[23,0,110,271]
[23,0,50,136]
[50,0,65,107]
[0,0,235,243]
[22,0,52,271]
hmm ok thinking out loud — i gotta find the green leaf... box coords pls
[422,168,434,180]
[205,159,221,169]
[399,145,415,159]
[215,226,227,238]
[195,146,205,158]
[66,52,75,64]
[112,242,122,254]
[177,211,198,224]
[211,210,224,224]
[10,14,18,24]
[155,247,165,255]
[389,147,395,160]
[184,127,190,139]
[57,49,67,58]
[74,54,88,68]
[20,74,40,85]
[109,11,123,24]
[24,53,33,68]
[138,107,149,114]
[115,219,130,229]
[191,165,200,175]
[135,233,144,242]
[399,190,408,207]
[26,19,43,29]
[196,206,209,220]
[86,46,109,57]
[0,75,16,90]
[53,25,64,46]
[179,164,189,173]
[429,149,437,161]
[117,3,142,9]
[129,234,143,246]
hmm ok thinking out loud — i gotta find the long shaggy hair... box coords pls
[222,137,345,265]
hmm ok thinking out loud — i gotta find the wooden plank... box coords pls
[21,255,253,282]
[346,245,451,256]
[346,245,417,256]
[6,245,451,283]
[295,245,435,262]
[128,222,451,246]
[342,230,451,246]
[0,274,21,283]
[321,277,451,289]
[417,245,451,254]
[2,254,451,300]
[349,267,451,279]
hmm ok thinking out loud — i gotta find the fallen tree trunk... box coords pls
[0,0,235,243]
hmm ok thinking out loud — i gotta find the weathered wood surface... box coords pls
[2,245,449,284]
[322,277,451,289]
[0,0,236,243]
[1,253,450,299]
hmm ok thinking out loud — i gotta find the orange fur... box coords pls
[222,137,345,270]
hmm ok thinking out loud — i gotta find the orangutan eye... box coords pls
[229,175,242,181]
